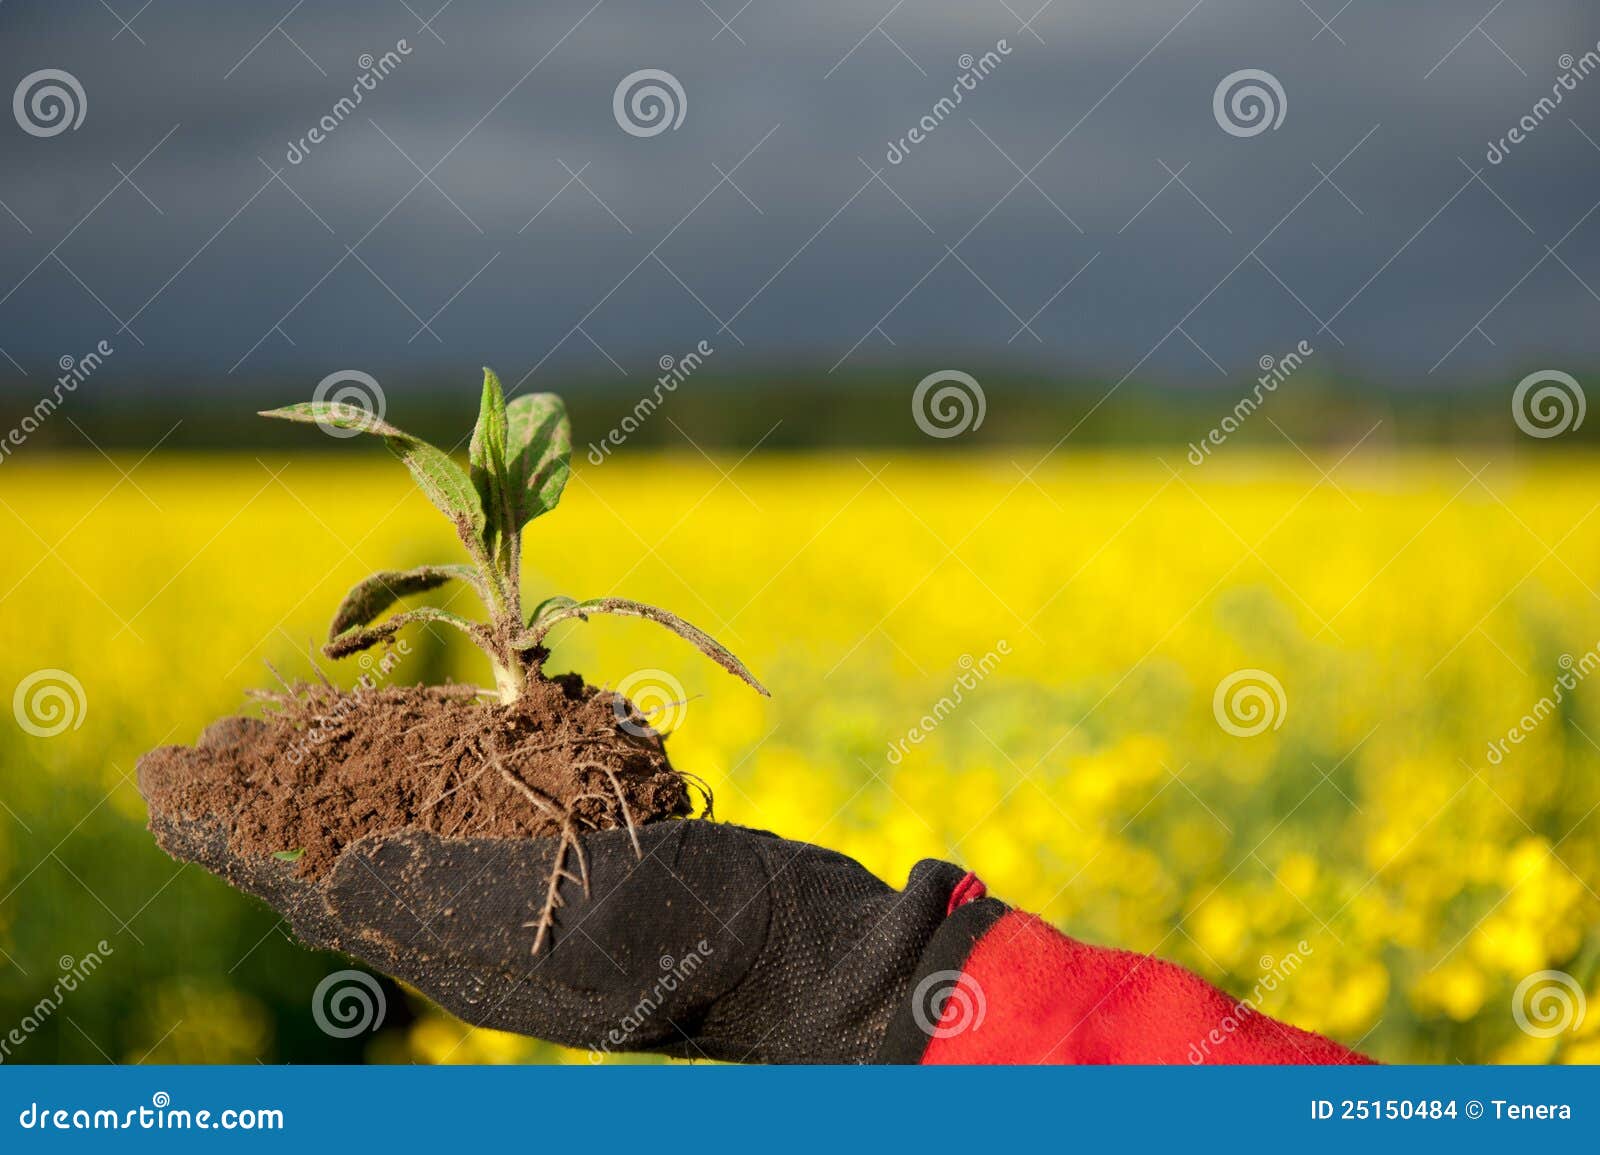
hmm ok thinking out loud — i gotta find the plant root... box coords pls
[676,769,716,822]
[526,813,590,955]
[184,676,692,881]
[593,763,641,859]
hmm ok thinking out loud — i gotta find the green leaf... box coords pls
[469,368,511,555]
[261,403,484,542]
[273,848,306,862]
[329,565,486,640]
[325,606,493,660]
[504,393,571,530]
[520,596,768,696]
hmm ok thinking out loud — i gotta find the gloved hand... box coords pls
[143,720,1004,1064]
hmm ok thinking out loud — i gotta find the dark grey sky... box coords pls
[2,0,1598,394]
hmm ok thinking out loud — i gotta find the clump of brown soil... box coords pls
[138,672,699,881]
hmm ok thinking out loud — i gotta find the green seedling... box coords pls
[261,369,768,706]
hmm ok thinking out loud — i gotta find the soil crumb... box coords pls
[138,674,696,880]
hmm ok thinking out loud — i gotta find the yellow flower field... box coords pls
[1,449,1597,1064]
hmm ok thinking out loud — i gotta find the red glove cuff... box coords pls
[919,910,1375,1065]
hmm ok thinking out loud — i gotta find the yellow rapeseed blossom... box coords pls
[2,450,1597,1064]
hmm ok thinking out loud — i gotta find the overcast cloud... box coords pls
[1,0,1598,393]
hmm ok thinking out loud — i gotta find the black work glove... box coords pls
[142,720,1005,1064]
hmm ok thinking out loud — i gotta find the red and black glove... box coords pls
[145,724,1372,1064]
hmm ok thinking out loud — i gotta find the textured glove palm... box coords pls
[149,753,969,1063]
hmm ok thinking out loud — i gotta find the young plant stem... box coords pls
[492,657,526,704]
[455,515,530,703]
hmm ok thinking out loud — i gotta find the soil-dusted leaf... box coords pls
[325,606,493,660]
[504,393,571,530]
[469,368,512,555]
[521,597,768,696]
[329,565,486,640]
[526,594,578,628]
[273,848,306,862]
[260,403,484,542]
[259,383,754,708]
